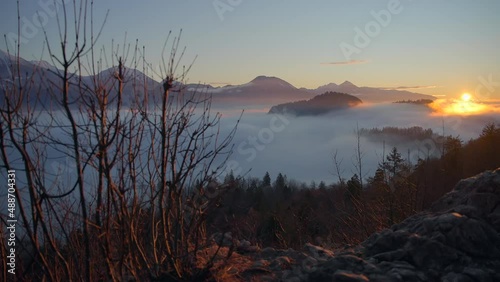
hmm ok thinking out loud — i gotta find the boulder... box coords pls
[309,168,500,281]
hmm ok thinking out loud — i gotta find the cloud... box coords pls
[379,85,438,90]
[321,59,369,65]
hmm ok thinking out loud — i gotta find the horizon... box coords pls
[0,48,451,95]
[0,1,499,100]
[0,50,442,93]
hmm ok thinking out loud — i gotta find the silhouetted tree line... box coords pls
[360,126,437,141]
[206,123,500,249]
[393,99,434,105]
[412,122,500,209]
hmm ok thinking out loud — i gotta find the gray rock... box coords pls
[303,243,334,261]
[251,259,268,268]
[234,168,500,282]
[261,247,277,256]
[441,272,474,282]
[333,271,369,282]
[309,168,500,282]
[269,256,293,271]
[237,239,260,253]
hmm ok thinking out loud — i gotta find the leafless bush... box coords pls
[0,1,239,281]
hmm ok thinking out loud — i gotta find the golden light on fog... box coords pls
[429,94,492,116]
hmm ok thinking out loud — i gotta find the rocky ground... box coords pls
[205,168,500,281]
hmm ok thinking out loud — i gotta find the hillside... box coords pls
[195,168,500,281]
[0,51,160,109]
[268,91,362,116]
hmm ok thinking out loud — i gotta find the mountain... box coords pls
[30,60,59,72]
[0,50,65,109]
[268,91,362,116]
[0,49,19,63]
[206,75,312,106]
[0,49,12,63]
[339,80,356,88]
[0,51,436,108]
[249,75,297,90]
[0,50,165,109]
[205,77,436,106]
[0,49,39,78]
[309,82,338,95]
[308,80,436,103]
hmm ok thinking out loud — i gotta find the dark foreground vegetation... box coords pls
[210,123,500,250]
[198,167,500,281]
[1,1,243,279]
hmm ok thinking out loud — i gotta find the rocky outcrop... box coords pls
[212,168,500,281]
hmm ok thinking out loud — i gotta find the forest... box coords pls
[208,123,500,249]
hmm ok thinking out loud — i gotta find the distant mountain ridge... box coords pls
[0,50,436,108]
[305,80,436,103]
[203,75,310,105]
[204,76,435,105]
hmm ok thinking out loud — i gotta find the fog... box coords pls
[3,102,499,193]
[214,102,500,184]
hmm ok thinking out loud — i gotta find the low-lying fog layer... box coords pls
[215,102,500,183]
[3,102,499,192]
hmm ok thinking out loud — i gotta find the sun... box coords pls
[429,92,490,115]
[461,93,471,102]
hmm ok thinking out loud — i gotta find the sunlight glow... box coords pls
[429,94,496,116]
[461,93,471,102]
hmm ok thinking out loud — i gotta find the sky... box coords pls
[0,0,499,99]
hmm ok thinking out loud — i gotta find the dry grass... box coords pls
[196,245,273,281]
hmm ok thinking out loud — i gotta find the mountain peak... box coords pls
[340,80,356,87]
[251,75,282,82]
[314,82,338,91]
[249,75,296,89]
